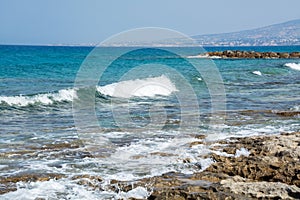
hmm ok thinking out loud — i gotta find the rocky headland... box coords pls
[201,50,300,59]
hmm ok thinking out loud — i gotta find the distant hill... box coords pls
[193,19,300,46]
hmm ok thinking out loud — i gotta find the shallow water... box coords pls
[0,45,299,199]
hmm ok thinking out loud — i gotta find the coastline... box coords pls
[124,132,300,199]
[1,132,299,199]
[1,45,299,199]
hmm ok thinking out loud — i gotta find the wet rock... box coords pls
[71,174,103,189]
[207,132,300,187]
[140,132,300,199]
[189,141,204,147]
[150,152,177,157]
[275,111,300,117]
[0,173,65,184]
[2,132,299,199]
[0,173,65,195]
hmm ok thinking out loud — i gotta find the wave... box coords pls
[252,71,262,76]
[0,76,177,107]
[0,88,77,107]
[96,75,178,98]
[284,63,300,71]
[291,105,300,111]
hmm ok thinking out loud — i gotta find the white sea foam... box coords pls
[204,146,250,158]
[0,179,114,200]
[187,54,221,59]
[252,71,262,76]
[97,75,178,98]
[117,186,150,199]
[0,88,77,107]
[187,54,209,58]
[284,63,300,71]
[93,132,217,181]
[2,123,291,198]
[0,165,8,170]
[0,76,177,107]
[235,147,250,157]
[291,105,300,111]
[209,56,222,59]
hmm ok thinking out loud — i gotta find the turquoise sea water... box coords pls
[0,45,300,199]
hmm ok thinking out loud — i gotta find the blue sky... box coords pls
[1,0,300,45]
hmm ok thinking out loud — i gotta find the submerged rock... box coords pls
[0,173,65,195]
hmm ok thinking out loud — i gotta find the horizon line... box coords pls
[1,18,299,47]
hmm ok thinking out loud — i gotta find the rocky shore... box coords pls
[1,132,299,199]
[203,50,300,59]
[115,132,300,199]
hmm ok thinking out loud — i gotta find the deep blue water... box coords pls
[0,45,299,198]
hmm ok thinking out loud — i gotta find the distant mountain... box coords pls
[193,19,300,46]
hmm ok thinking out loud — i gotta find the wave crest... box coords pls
[252,71,262,76]
[284,63,300,71]
[96,75,178,98]
[0,88,77,107]
[0,76,177,107]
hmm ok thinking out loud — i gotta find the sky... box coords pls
[0,0,300,45]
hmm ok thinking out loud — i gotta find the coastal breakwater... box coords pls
[199,50,300,59]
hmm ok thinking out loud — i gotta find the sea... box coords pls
[0,45,299,199]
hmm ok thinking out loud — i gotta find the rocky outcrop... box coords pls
[207,132,300,187]
[221,177,300,199]
[205,50,300,59]
[114,132,300,199]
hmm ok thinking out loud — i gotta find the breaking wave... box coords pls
[0,88,77,107]
[284,63,300,71]
[0,76,177,107]
[252,71,262,76]
[96,75,178,98]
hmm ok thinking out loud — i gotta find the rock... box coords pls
[275,111,300,117]
[189,141,204,147]
[0,173,65,184]
[150,152,176,157]
[0,173,65,195]
[71,174,102,188]
[2,132,299,199]
[279,52,290,58]
[254,52,262,58]
[207,132,300,186]
[269,52,279,58]
[143,132,300,199]
[221,178,300,199]
[199,51,300,59]
[290,52,300,58]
